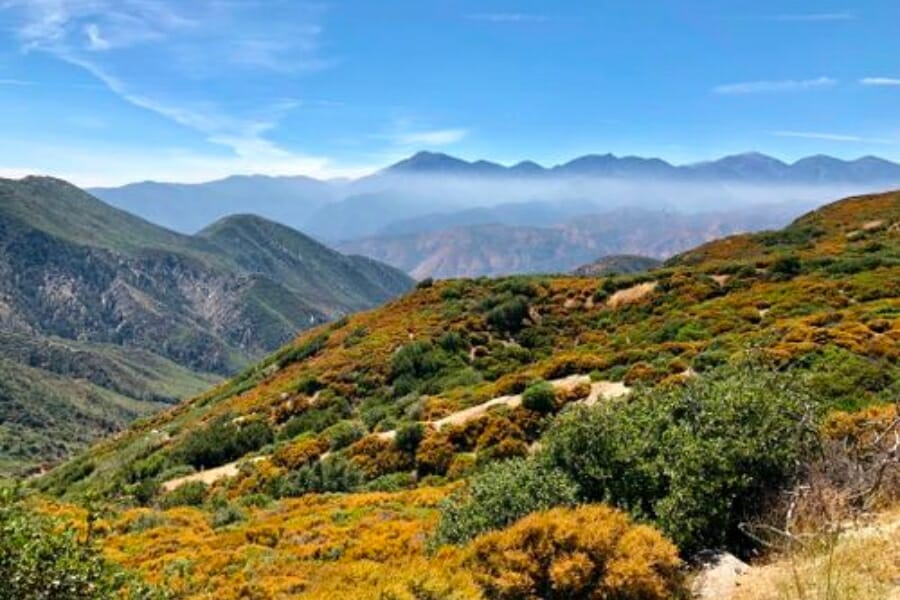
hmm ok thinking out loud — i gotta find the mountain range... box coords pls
[335,205,809,278]
[0,176,412,474]
[384,150,900,183]
[89,151,900,242]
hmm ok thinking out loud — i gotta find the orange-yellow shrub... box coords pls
[271,437,330,470]
[416,432,456,476]
[466,504,684,600]
[349,435,413,479]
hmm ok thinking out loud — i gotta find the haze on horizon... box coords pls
[2,0,900,187]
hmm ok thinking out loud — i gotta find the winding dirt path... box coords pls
[161,375,630,492]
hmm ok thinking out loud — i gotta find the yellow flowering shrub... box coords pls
[466,504,685,600]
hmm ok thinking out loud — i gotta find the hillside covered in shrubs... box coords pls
[14,191,900,598]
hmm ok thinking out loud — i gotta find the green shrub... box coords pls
[280,396,351,440]
[362,471,416,492]
[276,333,328,368]
[389,341,468,397]
[540,364,820,555]
[394,422,425,454]
[0,489,168,599]
[209,503,246,529]
[321,420,366,451]
[173,416,273,470]
[486,296,530,334]
[159,481,208,508]
[521,380,555,413]
[275,455,362,498]
[770,255,802,279]
[433,458,578,545]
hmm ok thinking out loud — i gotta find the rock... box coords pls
[692,551,751,599]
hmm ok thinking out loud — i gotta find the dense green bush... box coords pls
[540,364,820,554]
[174,416,273,470]
[486,296,530,334]
[280,394,352,440]
[275,455,362,498]
[0,489,167,599]
[770,255,802,279]
[321,420,366,450]
[434,458,578,545]
[394,422,425,454]
[389,340,468,397]
[159,481,208,508]
[276,333,328,368]
[521,380,555,413]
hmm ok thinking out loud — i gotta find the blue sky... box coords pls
[2,0,900,185]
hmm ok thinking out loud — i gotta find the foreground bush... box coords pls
[541,364,820,555]
[434,458,578,545]
[466,504,685,600]
[0,489,166,599]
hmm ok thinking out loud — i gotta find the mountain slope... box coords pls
[49,190,899,494]
[198,214,412,313]
[35,190,900,598]
[0,176,412,474]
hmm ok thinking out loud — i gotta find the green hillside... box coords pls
[0,176,413,474]
[26,190,899,598]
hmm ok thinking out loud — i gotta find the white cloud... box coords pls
[394,128,469,146]
[84,23,111,51]
[770,12,854,22]
[0,0,343,180]
[467,13,549,23]
[860,77,900,86]
[0,78,33,85]
[713,77,836,94]
[772,130,895,144]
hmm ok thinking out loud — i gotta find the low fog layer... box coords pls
[310,174,880,241]
[89,164,900,278]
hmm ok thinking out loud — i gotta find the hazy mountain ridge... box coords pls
[89,151,900,242]
[385,151,900,183]
[336,205,804,278]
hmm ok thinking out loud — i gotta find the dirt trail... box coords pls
[161,375,630,492]
[607,281,657,308]
[162,457,264,492]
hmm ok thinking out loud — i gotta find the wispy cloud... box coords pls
[1,0,337,175]
[394,128,469,146]
[0,78,33,85]
[769,12,855,22]
[860,77,900,87]
[772,130,895,144]
[84,23,111,51]
[714,77,836,94]
[467,13,549,23]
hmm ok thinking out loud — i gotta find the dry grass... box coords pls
[732,508,900,600]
